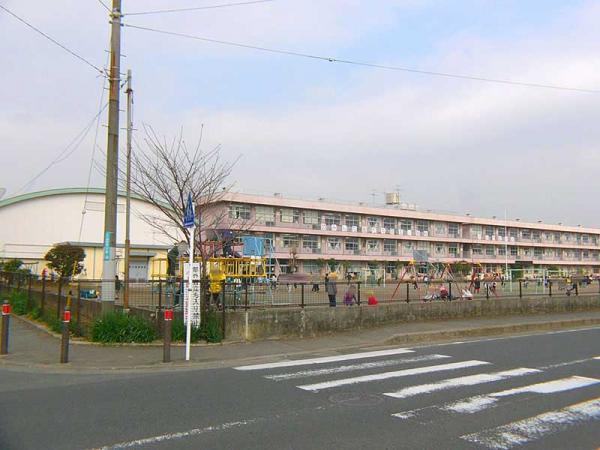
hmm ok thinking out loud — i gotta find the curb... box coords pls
[384,317,600,345]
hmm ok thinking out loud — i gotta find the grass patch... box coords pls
[91,312,157,344]
[171,310,222,343]
[9,289,28,315]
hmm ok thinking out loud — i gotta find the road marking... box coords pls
[445,376,600,414]
[264,354,451,381]
[386,368,539,400]
[538,356,600,369]
[297,360,490,392]
[94,419,257,449]
[461,397,600,449]
[594,356,600,360]
[233,348,414,371]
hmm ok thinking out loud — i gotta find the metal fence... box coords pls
[2,271,599,312]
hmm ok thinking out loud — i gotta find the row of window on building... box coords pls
[228,204,599,245]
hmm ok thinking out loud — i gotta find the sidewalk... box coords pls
[1,311,599,373]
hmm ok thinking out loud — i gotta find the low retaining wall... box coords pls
[225,295,600,341]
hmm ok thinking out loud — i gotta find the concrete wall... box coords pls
[224,295,600,341]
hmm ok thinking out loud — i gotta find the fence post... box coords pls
[549,281,552,297]
[1,301,11,355]
[27,274,32,311]
[575,283,579,296]
[76,280,82,334]
[41,276,46,317]
[163,308,173,363]
[60,307,70,364]
[301,283,305,308]
[406,282,410,303]
[356,281,361,305]
[486,283,490,300]
[221,281,226,340]
[519,280,522,298]
[448,281,452,301]
[56,279,63,320]
[244,283,249,310]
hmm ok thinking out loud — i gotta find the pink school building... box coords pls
[203,192,600,278]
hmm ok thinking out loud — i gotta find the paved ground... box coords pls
[0,327,598,449]
[1,311,600,371]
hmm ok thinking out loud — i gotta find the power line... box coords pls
[96,0,112,13]
[0,4,105,75]
[125,0,275,16]
[16,103,108,194]
[123,23,600,94]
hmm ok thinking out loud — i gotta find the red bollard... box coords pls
[163,308,173,363]
[60,307,71,363]
[1,301,11,355]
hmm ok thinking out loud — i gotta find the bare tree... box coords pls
[130,125,244,263]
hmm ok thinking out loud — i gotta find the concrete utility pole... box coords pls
[101,0,122,311]
[123,69,133,312]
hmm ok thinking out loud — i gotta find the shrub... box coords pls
[91,312,157,343]
[9,290,28,315]
[28,307,41,320]
[170,310,222,343]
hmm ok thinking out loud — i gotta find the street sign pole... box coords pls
[183,193,195,362]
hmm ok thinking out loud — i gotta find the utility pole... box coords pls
[101,0,122,311]
[123,69,133,312]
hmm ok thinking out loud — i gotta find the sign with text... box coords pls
[183,193,195,229]
[183,262,201,326]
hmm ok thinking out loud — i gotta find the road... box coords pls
[0,328,598,449]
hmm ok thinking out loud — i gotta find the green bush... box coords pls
[28,307,41,320]
[9,290,28,315]
[171,310,222,343]
[91,312,157,343]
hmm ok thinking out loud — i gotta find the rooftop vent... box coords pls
[515,218,520,221]
[273,192,281,197]
[385,192,400,205]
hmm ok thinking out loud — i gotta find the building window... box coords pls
[303,262,319,274]
[497,247,506,256]
[497,227,506,238]
[416,220,429,233]
[448,223,459,237]
[345,215,360,228]
[280,208,299,223]
[302,235,319,251]
[383,240,396,252]
[533,248,542,258]
[400,219,412,231]
[434,223,446,235]
[366,239,380,251]
[278,259,290,274]
[323,213,341,226]
[303,210,320,225]
[385,263,397,274]
[510,246,517,256]
[582,234,589,244]
[485,246,495,256]
[367,216,379,227]
[327,237,341,251]
[448,244,458,257]
[532,231,540,242]
[554,232,561,242]
[521,229,531,240]
[470,225,482,238]
[509,229,518,239]
[435,243,445,255]
[345,238,359,251]
[472,245,483,256]
[228,204,250,220]
[281,234,299,249]
[403,241,413,252]
[383,218,396,229]
[485,226,494,237]
[255,206,274,223]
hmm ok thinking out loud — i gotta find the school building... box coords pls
[203,192,600,278]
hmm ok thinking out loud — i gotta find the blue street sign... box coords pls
[183,193,195,228]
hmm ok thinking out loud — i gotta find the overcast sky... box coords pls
[1,0,599,227]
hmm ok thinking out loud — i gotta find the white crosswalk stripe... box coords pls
[297,360,490,392]
[264,354,451,381]
[461,397,600,449]
[386,368,540,400]
[233,348,414,371]
[444,376,600,414]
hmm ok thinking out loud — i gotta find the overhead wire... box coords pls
[95,0,112,13]
[0,4,105,75]
[16,103,109,194]
[125,0,274,16]
[122,23,600,94]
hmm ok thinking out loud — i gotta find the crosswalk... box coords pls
[234,346,600,449]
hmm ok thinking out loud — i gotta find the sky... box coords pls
[1,0,599,227]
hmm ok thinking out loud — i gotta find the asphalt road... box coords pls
[0,328,599,450]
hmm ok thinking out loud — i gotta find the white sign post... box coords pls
[183,193,196,361]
